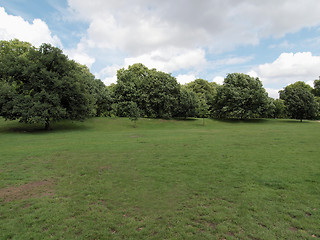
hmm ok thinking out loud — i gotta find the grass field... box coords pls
[0,117,319,239]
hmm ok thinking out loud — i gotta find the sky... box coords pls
[1,0,320,98]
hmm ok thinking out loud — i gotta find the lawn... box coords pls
[0,117,319,239]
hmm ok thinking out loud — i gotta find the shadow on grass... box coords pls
[0,120,90,134]
[213,118,270,124]
[279,119,315,124]
[172,117,198,121]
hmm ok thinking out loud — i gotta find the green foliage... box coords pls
[128,101,141,128]
[312,79,320,97]
[272,98,287,118]
[114,63,181,118]
[176,87,198,118]
[185,79,218,117]
[0,40,102,129]
[280,81,318,121]
[213,73,270,119]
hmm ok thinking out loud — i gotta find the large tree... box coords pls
[213,73,270,119]
[114,63,181,118]
[279,81,318,122]
[0,39,97,129]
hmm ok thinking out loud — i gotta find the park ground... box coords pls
[0,117,319,239]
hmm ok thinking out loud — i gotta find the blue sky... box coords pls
[1,0,320,98]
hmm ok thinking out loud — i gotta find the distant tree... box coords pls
[0,40,96,129]
[128,101,140,128]
[91,79,112,117]
[315,96,320,119]
[114,63,181,119]
[213,73,270,119]
[198,98,209,125]
[176,87,198,118]
[185,79,218,117]
[312,79,320,97]
[272,98,286,118]
[279,81,318,122]
[140,69,180,118]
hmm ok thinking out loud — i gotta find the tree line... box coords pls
[0,39,319,129]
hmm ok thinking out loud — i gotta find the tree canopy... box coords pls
[185,79,218,117]
[0,39,102,129]
[279,81,318,122]
[3,39,320,126]
[213,73,270,119]
[114,63,182,118]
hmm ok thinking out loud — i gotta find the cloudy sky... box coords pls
[1,0,320,98]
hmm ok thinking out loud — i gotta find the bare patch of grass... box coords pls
[0,180,54,202]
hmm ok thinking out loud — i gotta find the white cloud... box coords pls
[247,70,259,79]
[213,56,254,68]
[64,41,95,68]
[124,48,206,73]
[95,48,206,85]
[63,0,320,86]
[213,76,224,85]
[66,51,95,68]
[95,64,122,85]
[265,88,281,99]
[176,74,196,85]
[0,7,62,47]
[252,52,320,86]
[67,0,320,55]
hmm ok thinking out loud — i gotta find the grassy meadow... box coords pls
[0,117,319,239]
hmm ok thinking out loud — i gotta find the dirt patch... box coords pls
[290,227,298,232]
[99,166,112,171]
[0,180,54,202]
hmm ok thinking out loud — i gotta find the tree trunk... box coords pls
[300,118,302,122]
[45,118,50,130]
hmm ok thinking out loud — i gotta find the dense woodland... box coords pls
[1,39,320,129]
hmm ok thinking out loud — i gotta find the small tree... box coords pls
[198,98,209,126]
[273,99,286,118]
[128,102,140,128]
[176,87,198,119]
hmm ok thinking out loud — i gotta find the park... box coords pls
[0,117,319,239]
[1,39,320,239]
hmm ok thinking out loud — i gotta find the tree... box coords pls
[176,86,198,118]
[272,98,286,118]
[140,69,180,118]
[185,79,218,117]
[213,73,270,119]
[198,98,209,125]
[279,81,318,122]
[114,63,181,119]
[0,40,96,129]
[312,79,320,97]
[128,101,140,128]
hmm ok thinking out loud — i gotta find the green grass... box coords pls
[0,117,320,239]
